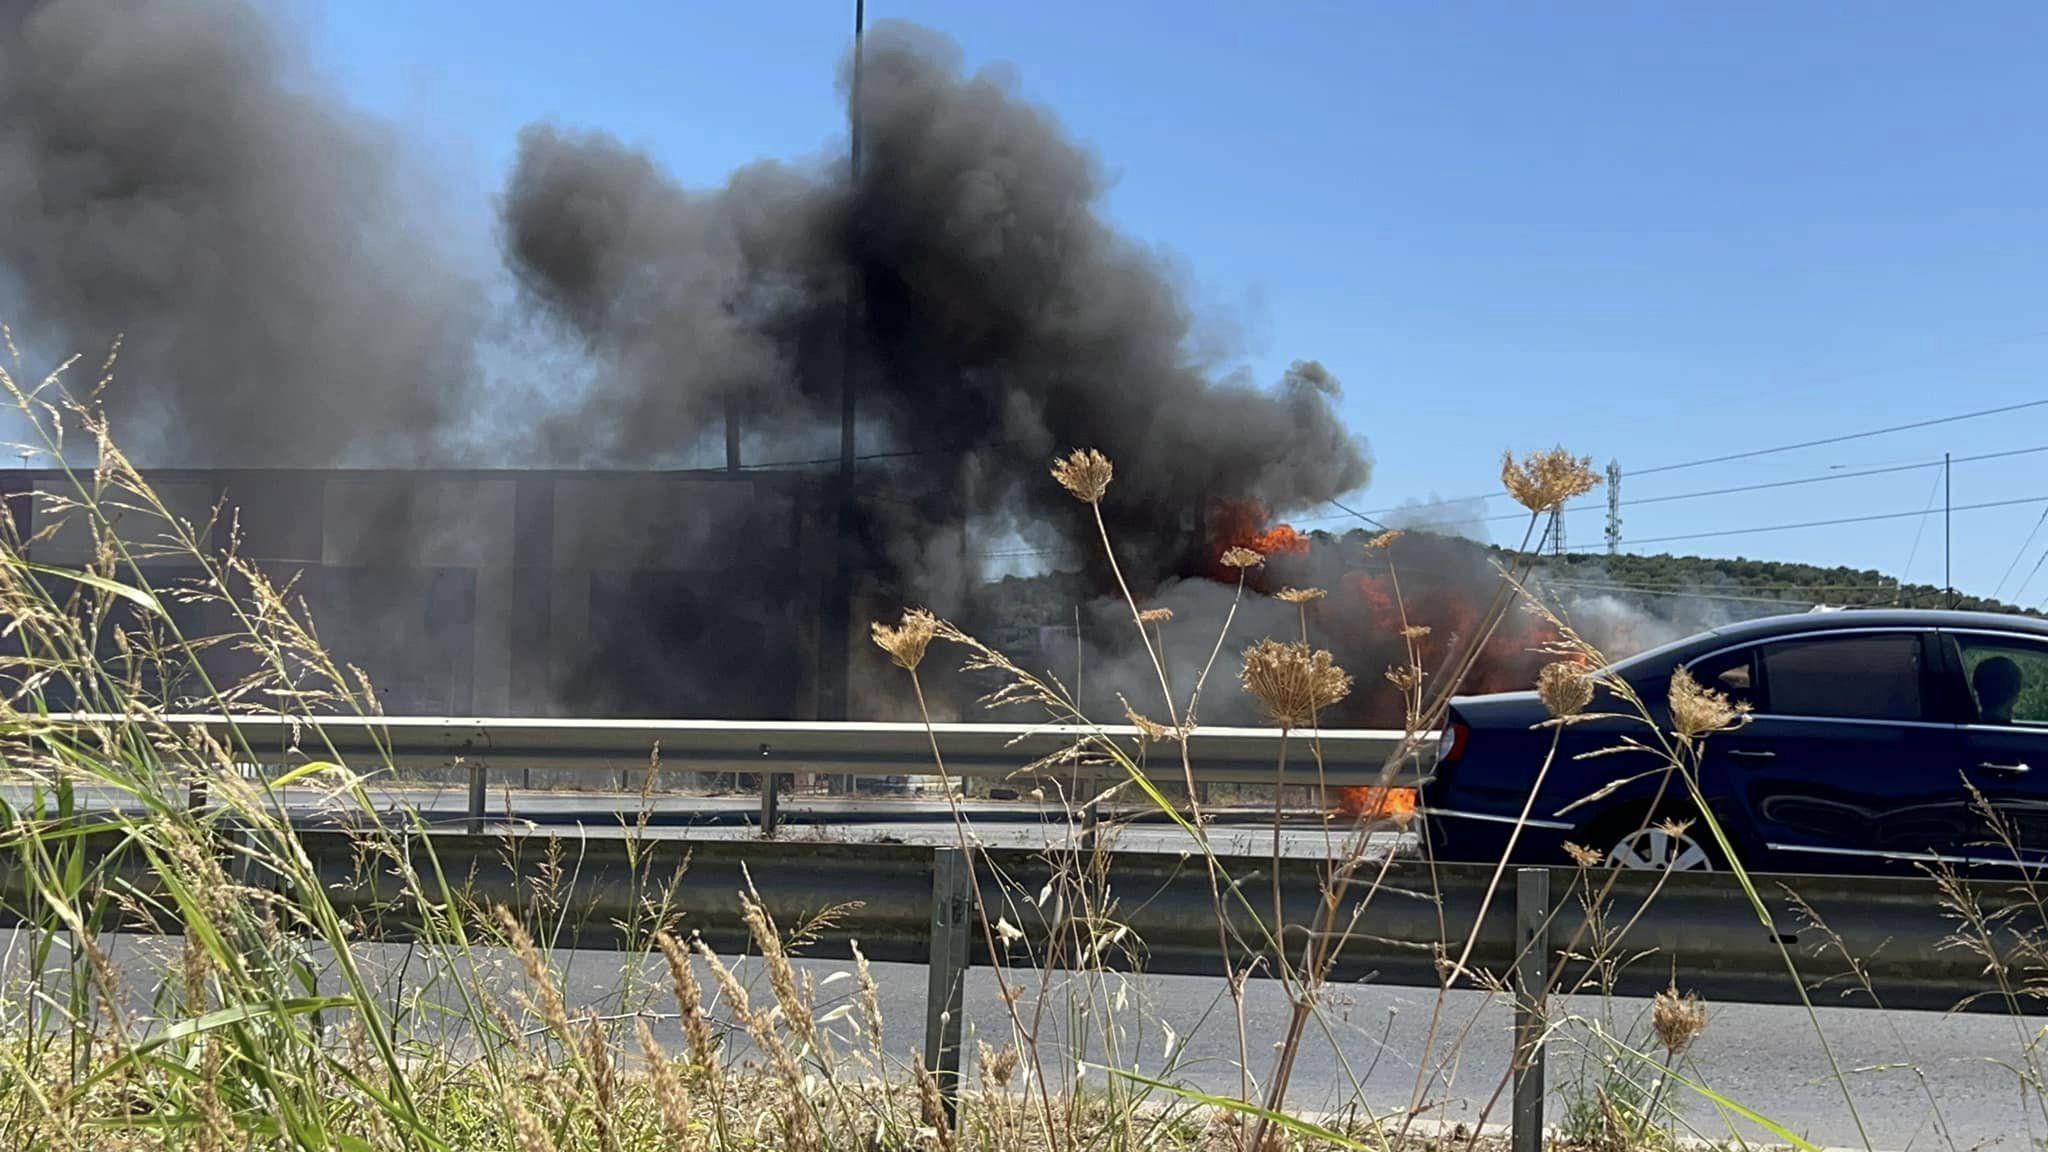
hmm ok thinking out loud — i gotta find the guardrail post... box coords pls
[1513,867,1550,1152]
[466,759,487,833]
[926,847,972,1119]
[760,772,782,837]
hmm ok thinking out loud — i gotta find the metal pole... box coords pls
[1945,451,1954,607]
[926,847,971,1118]
[1512,867,1551,1152]
[821,0,867,724]
[1604,459,1622,554]
[466,759,487,833]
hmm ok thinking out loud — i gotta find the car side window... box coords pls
[1687,647,1756,707]
[1757,633,1925,722]
[1952,635,2048,728]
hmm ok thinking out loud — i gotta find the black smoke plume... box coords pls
[1,2,1377,717]
[502,23,1370,599]
[0,0,486,466]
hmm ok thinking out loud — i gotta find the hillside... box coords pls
[976,530,2037,645]
[1512,546,2035,617]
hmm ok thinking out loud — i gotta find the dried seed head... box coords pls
[1500,448,1601,513]
[1137,607,1174,624]
[1274,587,1326,605]
[1656,816,1696,841]
[916,1061,960,1152]
[654,931,716,1070]
[980,1041,1021,1089]
[1537,661,1594,720]
[637,1017,694,1139]
[692,939,750,1018]
[1400,624,1432,640]
[1220,546,1265,570]
[851,940,884,1053]
[1563,842,1603,869]
[1124,705,1174,743]
[1363,530,1404,551]
[579,1010,619,1120]
[1652,985,1708,1056]
[740,886,812,1048]
[495,906,572,1043]
[871,608,939,672]
[1384,664,1423,694]
[1240,639,1353,727]
[506,1089,556,1152]
[1668,665,1748,740]
[1051,448,1114,503]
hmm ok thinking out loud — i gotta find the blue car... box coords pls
[1421,608,2048,875]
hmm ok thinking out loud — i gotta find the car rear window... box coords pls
[1951,634,2048,727]
[1760,633,1924,721]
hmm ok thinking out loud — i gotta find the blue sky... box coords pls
[308,1,2048,600]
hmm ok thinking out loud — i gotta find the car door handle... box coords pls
[1979,761,2032,775]
[1726,749,1776,761]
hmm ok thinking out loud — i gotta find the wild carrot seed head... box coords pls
[1240,639,1352,727]
[1500,447,1601,513]
[1051,448,1114,503]
[1537,661,1594,720]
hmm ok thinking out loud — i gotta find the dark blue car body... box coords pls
[1420,608,2048,875]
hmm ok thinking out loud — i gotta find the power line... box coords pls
[1323,497,1389,531]
[1632,398,2048,478]
[1537,575,1904,592]
[1898,465,1946,588]
[1345,397,2048,518]
[1539,577,1828,608]
[2015,544,2048,605]
[1994,506,2048,599]
[1297,441,2048,528]
[1584,492,2048,550]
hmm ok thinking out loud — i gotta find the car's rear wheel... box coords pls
[1584,804,1724,872]
[1603,820,1717,872]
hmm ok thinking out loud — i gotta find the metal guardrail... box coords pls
[0,821,2016,1144]
[46,714,1433,833]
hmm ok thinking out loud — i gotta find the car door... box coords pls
[1940,630,2048,867]
[1695,629,1958,870]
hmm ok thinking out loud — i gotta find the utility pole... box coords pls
[841,0,864,482]
[1945,451,1954,608]
[1548,507,1566,557]
[1604,459,1622,555]
[820,0,866,725]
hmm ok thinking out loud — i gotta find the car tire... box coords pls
[1584,807,1722,873]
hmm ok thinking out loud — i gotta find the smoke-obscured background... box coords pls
[0,0,1772,721]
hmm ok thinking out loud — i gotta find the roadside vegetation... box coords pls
[1,338,2044,1152]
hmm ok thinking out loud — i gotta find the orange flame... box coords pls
[1208,499,1307,579]
[1248,523,1309,557]
[1336,785,1416,824]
